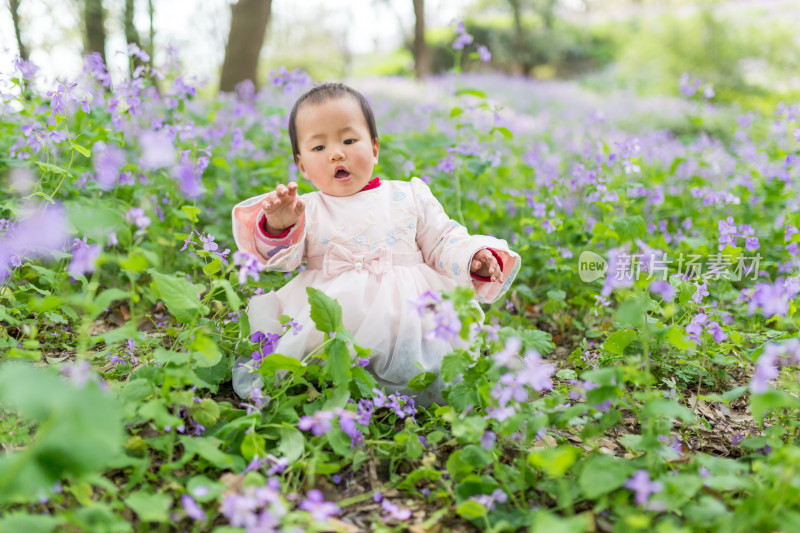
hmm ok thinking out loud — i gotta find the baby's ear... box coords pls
[295,153,306,176]
[372,138,380,163]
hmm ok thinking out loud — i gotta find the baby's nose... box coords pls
[330,149,344,160]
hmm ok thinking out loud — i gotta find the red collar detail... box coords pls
[360,177,381,191]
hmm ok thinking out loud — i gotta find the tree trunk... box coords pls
[507,0,531,76]
[219,0,272,93]
[124,0,145,75]
[147,0,155,62]
[9,0,29,61]
[84,0,107,64]
[412,0,431,79]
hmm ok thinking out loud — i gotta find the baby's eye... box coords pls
[343,139,356,145]
[312,145,324,152]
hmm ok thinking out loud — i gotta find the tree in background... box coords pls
[123,0,146,75]
[412,0,431,78]
[8,0,29,61]
[219,0,272,92]
[83,0,107,64]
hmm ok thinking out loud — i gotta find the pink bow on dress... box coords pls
[322,243,392,277]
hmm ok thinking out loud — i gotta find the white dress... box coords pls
[231,177,520,405]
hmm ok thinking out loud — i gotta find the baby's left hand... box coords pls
[471,249,503,282]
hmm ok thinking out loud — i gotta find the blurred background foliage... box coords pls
[2,0,799,109]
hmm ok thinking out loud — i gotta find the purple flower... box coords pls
[691,282,709,304]
[338,410,363,447]
[748,279,797,317]
[493,336,521,368]
[299,489,340,522]
[624,470,663,506]
[125,207,151,229]
[785,225,799,242]
[517,350,555,392]
[0,204,68,282]
[138,130,175,170]
[477,45,491,62]
[68,242,100,277]
[601,247,634,297]
[381,499,412,520]
[425,300,462,343]
[480,431,496,450]
[181,494,206,521]
[298,409,336,436]
[532,202,546,217]
[92,141,125,190]
[435,156,456,173]
[484,405,515,422]
[649,280,676,301]
[409,290,442,317]
[233,251,264,285]
[371,388,388,408]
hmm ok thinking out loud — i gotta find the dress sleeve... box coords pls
[231,193,307,272]
[410,177,521,304]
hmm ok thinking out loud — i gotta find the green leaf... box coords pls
[528,446,581,478]
[189,399,220,427]
[499,327,554,355]
[667,326,696,351]
[452,416,487,443]
[67,204,123,241]
[642,398,695,424]
[407,372,437,391]
[278,426,305,463]
[456,500,488,519]
[578,455,636,499]
[455,88,486,98]
[149,271,207,323]
[213,279,242,311]
[0,513,61,533]
[190,331,223,367]
[124,491,173,523]
[202,258,222,277]
[181,206,201,223]
[441,350,472,382]
[603,329,637,354]
[306,287,343,334]
[491,126,513,140]
[612,215,646,243]
[179,437,240,470]
[260,354,304,378]
[153,348,190,367]
[240,432,266,462]
[91,288,130,320]
[72,144,91,157]
[324,338,352,386]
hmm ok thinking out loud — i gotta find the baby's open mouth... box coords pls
[335,168,351,179]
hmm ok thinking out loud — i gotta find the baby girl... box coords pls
[231,83,520,405]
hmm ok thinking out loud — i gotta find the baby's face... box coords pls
[294,96,379,197]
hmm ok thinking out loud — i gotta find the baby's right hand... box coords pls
[260,182,305,233]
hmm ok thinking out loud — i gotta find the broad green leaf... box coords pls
[149,271,207,323]
[642,398,695,423]
[407,372,437,391]
[190,331,222,367]
[240,432,266,462]
[260,354,304,378]
[324,338,351,386]
[603,329,637,354]
[278,426,305,463]
[0,513,61,533]
[441,350,472,382]
[124,491,172,523]
[456,500,487,519]
[72,144,91,157]
[528,446,581,478]
[578,455,636,499]
[612,215,646,243]
[455,88,486,98]
[306,287,343,334]
[667,326,696,350]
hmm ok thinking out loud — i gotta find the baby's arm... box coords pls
[231,183,308,271]
[411,178,520,303]
[260,182,305,234]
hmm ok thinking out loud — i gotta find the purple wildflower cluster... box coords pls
[244,453,289,476]
[299,489,340,522]
[487,339,555,421]
[679,73,715,99]
[220,479,288,532]
[60,360,104,389]
[249,331,281,369]
[685,312,727,345]
[268,67,312,93]
[717,216,760,252]
[241,386,270,415]
[601,247,634,297]
[67,237,101,277]
[233,251,265,285]
[741,278,800,318]
[297,389,416,447]
[107,339,139,367]
[750,339,800,394]
[180,229,231,265]
[372,492,413,520]
[624,470,663,507]
[125,207,151,230]
[452,21,474,50]
[409,290,462,343]
[470,489,508,511]
[0,205,67,282]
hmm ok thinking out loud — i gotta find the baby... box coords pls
[231,83,520,405]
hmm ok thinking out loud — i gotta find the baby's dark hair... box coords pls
[288,83,379,157]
